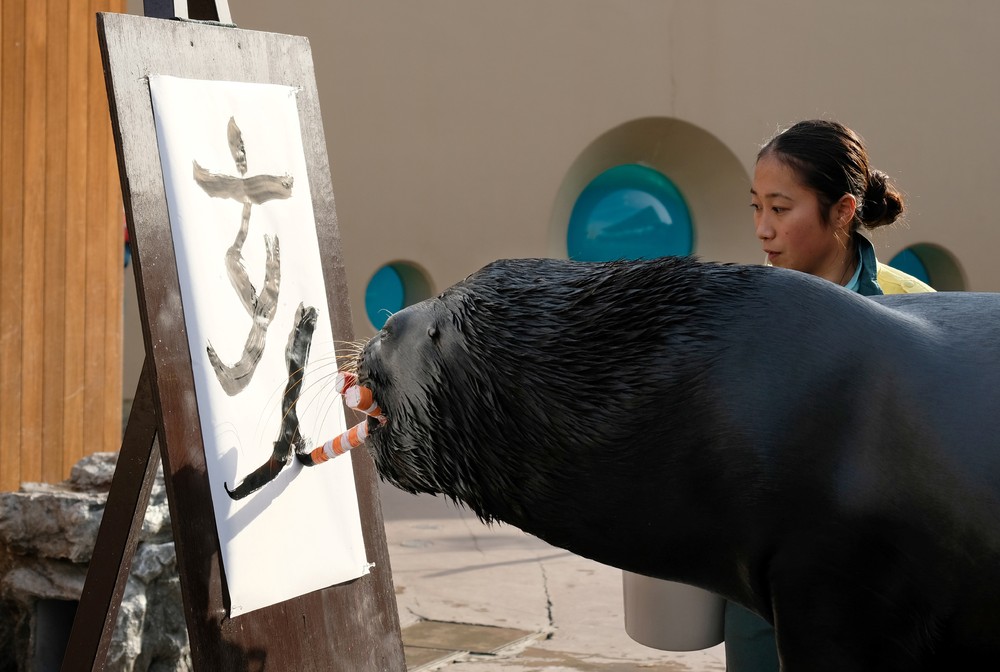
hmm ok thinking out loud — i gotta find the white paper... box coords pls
[149,75,368,616]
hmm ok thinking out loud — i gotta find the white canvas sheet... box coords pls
[149,75,368,616]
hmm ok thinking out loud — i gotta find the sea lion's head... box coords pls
[356,260,531,519]
[356,295,469,495]
[356,256,738,523]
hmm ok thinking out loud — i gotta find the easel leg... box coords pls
[61,359,160,671]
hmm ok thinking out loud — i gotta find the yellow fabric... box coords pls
[876,262,936,295]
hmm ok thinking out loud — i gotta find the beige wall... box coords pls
[122,1,1000,401]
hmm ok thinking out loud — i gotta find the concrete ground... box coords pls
[379,481,727,671]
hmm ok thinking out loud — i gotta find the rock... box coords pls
[0,489,107,563]
[69,452,119,491]
[0,454,172,564]
[0,455,190,671]
[1,559,87,603]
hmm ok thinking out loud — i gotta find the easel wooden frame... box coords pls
[62,10,404,671]
[143,0,233,24]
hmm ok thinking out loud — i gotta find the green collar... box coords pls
[853,233,884,296]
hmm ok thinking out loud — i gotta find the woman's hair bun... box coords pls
[860,169,904,229]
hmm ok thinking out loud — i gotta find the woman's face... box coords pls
[750,154,851,282]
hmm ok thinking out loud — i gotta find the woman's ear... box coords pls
[833,194,857,232]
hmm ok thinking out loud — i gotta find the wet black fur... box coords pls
[358,256,1000,670]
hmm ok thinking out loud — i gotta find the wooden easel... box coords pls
[61,4,405,670]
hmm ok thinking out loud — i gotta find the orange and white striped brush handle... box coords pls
[298,371,386,467]
[335,371,382,417]
[301,420,369,465]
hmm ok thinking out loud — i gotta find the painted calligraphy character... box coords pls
[225,303,318,500]
[194,117,292,395]
[194,118,319,499]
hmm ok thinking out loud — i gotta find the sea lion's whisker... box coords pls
[294,372,379,466]
[272,369,342,431]
[274,368,382,444]
[293,375,342,429]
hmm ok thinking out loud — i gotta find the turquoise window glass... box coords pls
[567,164,693,262]
[365,265,405,330]
[888,248,931,285]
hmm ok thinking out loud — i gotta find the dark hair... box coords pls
[758,119,904,230]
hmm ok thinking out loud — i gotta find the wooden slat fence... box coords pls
[1,0,126,491]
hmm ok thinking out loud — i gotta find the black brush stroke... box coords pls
[224,304,318,500]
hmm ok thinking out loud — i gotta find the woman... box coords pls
[727,119,934,671]
[751,119,933,296]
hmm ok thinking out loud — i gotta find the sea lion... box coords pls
[356,255,1000,670]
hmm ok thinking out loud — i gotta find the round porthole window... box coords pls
[888,248,931,285]
[364,261,432,330]
[567,164,693,262]
[887,243,965,291]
